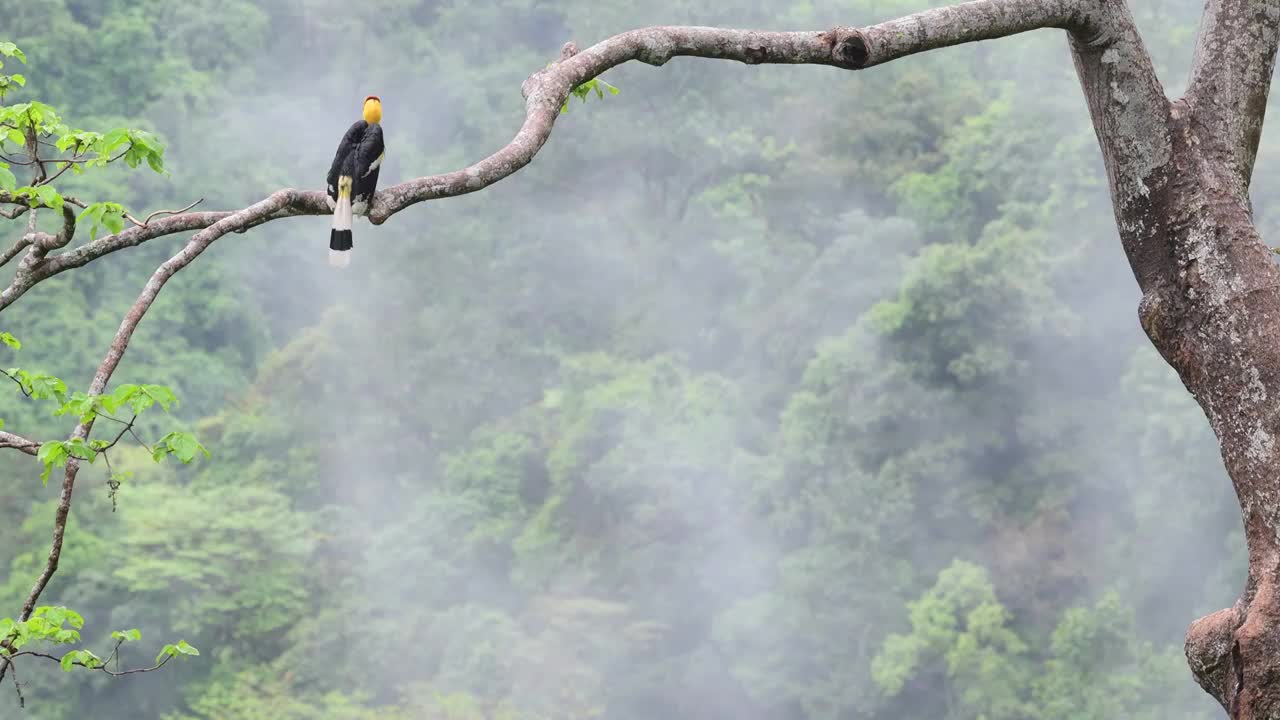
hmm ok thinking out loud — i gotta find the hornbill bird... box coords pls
[326,95,384,268]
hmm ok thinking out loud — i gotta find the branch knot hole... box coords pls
[825,27,869,68]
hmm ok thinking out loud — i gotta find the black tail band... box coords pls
[330,229,353,251]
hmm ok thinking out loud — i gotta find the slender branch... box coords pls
[103,639,123,671]
[96,413,150,451]
[8,649,173,677]
[37,160,76,187]
[0,205,28,220]
[0,235,30,267]
[140,198,202,226]
[1185,0,1280,193]
[7,658,20,708]
[94,414,136,454]
[0,369,31,397]
[0,194,304,679]
[0,431,40,456]
[36,148,132,188]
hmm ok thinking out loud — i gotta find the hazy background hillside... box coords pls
[0,0,1260,717]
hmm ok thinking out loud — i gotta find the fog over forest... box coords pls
[0,0,1267,718]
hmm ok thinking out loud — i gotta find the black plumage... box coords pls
[326,99,384,267]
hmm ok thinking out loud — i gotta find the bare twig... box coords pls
[7,658,21,708]
[94,414,136,454]
[141,198,203,226]
[9,649,173,677]
[37,147,131,187]
[99,638,124,671]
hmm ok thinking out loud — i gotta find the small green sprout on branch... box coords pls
[561,76,620,113]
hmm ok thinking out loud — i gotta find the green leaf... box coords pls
[9,74,24,87]
[4,128,23,147]
[154,431,208,464]
[77,202,127,240]
[56,391,100,423]
[43,607,65,627]
[0,43,26,63]
[0,164,15,192]
[141,384,177,411]
[560,78,620,113]
[111,628,141,642]
[31,374,67,401]
[32,373,67,401]
[61,649,100,670]
[103,383,138,414]
[175,640,199,656]
[156,644,178,665]
[111,382,176,415]
[33,184,63,210]
[102,206,126,234]
[63,437,95,462]
[100,128,129,152]
[0,332,19,350]
[37,440,69,485]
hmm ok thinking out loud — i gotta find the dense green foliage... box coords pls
[0,0,1266,717]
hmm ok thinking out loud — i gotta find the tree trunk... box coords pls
[1145,105,1280,719]
[1069,0,1280,713]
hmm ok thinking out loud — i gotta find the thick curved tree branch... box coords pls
[1186,0,1280,194]
[0,0,1108,693]
[0,0,1087,314]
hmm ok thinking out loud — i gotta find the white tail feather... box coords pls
[332,194,352,231]
[329,249,351,268]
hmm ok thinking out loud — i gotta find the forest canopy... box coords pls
[0,0,1262,718]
